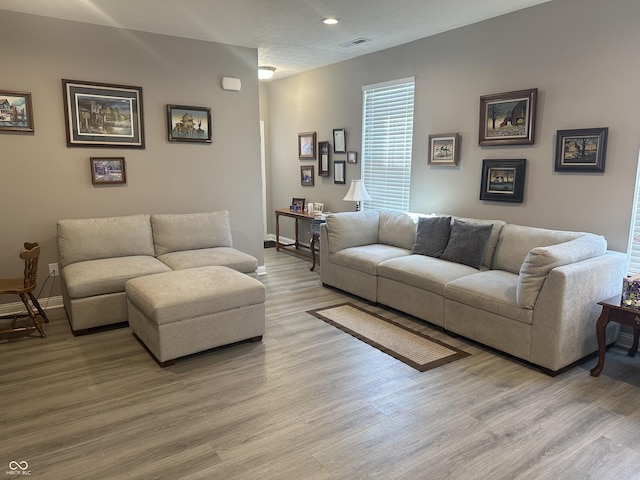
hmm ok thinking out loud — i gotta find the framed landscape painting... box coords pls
[554,127,608,172]
[0,90,34,133]
[167,105,212,143]
[428,133,460,166]
[62,79,144,148]
[479,88,537,146]
[90,157,126,185]
[480,159,526,203]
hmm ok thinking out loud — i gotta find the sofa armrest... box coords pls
[530,251,628,372]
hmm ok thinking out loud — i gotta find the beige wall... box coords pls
[264,0,640,253]
[1,10,264,303]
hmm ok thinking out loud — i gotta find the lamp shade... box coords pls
[343,180,371,202]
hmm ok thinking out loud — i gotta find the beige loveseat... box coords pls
[320,209,628,374]
[57,211,258,334]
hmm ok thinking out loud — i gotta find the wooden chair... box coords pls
[0,242,50,338]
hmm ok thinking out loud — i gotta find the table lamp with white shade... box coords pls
[343,180,371,211]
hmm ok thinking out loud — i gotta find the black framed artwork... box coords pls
[479,159,526,203]
[554,127,608,172]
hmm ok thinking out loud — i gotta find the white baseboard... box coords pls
[0,295,64,316]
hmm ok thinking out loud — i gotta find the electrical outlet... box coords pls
[48,263,59,277]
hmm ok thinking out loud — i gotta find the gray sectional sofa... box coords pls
[57,211,258,334]
[319,209,628,374]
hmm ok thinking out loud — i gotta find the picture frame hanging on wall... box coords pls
[0,90,34,133]
[428,133,460,166]
[167,104,212,143]
[479,159,526,203]
[478,88,537,146]
[298,131,316,159]
[347,151,357,164]
[301,165,314,186]
[90,157,126,185]
[334,160,346,184]
[333,128,346,153]
[62,79,144,148]
[554,127,608,172]
[318,140,330,176]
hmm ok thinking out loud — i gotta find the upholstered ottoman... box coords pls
[125,266,265,366]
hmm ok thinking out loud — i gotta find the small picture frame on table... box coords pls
[554,127,608,172]
[313,202,324,213]
[90,157,126,185]
[428,133,460,166]
[479,159,526,203]
[298,131,316,159]
[301,165,314,186]
[291,197,305,212]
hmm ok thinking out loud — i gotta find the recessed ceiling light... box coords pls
[258,66,276,80]
[322,18,339,25]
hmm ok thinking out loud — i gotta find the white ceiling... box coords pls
[0,0,551,79]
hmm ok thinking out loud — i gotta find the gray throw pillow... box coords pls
[412,216,451,257]
[441,220,492,269]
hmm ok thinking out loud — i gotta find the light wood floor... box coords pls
[2,249,640,479]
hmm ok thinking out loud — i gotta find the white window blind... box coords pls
[627,151,640,273]
[361,77,415,212]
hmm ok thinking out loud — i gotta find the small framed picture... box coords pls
[291,197,305,211]
[0,90,34,133]
[334,160,346,184]
[347,151,357,164]
[333,128,346,153]
[554,127,608,172]
[428,133,460,166]
[298,131,316,159]
[313,202,324,213]
[167,104,212,143]
[301,165,314,186]
[318,140,330,176]
[479,88,537,146]
[480,159,526,203]
[62,79,144,148]
[90,157,126,185]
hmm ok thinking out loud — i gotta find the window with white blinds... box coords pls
[360,77,415,212]
[627,151,640,273]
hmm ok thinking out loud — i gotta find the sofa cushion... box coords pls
[326,210,379,253]
[445,270,533,325]
[62,256,171,298]
[516,233,607,308]
[57,214,155,267]
[492,224,582,274]
[157,247,258,273]
[378,254,480,296]
[412,216,451,257]
[151,211,233,256]
[329,244,411,276]
[441,220,492,269]
[378,209,417,250]
[455,217,505,269]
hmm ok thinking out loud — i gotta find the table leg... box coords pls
[275,212,281,251]
[629,328,640,357]
[294,219,299,248]
[590,306,611,377]
[310,235,317,271]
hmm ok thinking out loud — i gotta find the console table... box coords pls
[274,208,317,262]
[590,295,640,376]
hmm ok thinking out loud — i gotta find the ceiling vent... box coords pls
[339,38,370,48]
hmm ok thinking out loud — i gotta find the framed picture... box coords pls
[298,131,316,159]
[555,127,608,172]
[318,140,330,176]
[301,165,314,186]
[167,105,212,143]
[334,160,346,184]
[62,79,144,148]
[479,88,537,146]
[90,157,126,185]
[291,197,305,211]
[347,151,357,164]
[313,202,324,213]
[0,90,34,133]
[480,159,526,203]
[333,128,346,153]
[428,133,460,166]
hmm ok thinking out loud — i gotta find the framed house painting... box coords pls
[480,159,526,203]
[167,105,212,143]
[0,90,34,133]
[554,127,608,172]
[90,157,126,185]
[479,88,537,146]
[428,133,460,166]
[62,79,144,148]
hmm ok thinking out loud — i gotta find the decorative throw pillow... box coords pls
[412,216,451,257]
[441,220,492,269]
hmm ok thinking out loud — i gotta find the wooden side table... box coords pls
[590,295,640,376]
